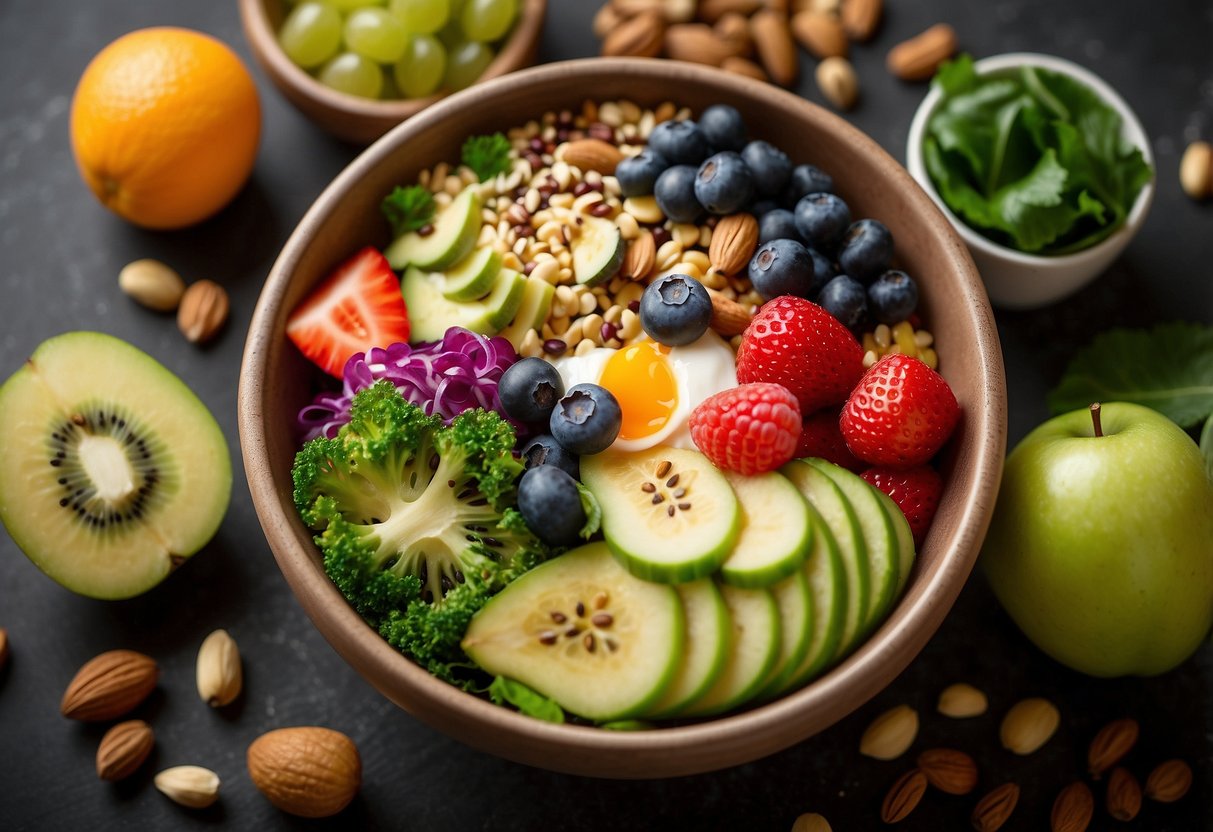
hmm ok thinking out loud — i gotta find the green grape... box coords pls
[459,0,517,43]
[443,41,492,90]
[393,35,446,98]
[389,0,449,34]
[344,7,408,63]
[379,68,402,100]
[322,0,386,11]
[278,2,343,69]
[318,52,385,99]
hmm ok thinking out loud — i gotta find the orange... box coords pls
[70,28,261,230]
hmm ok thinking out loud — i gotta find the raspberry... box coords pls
[689,383,802,475]
[841,354,960,467]
[861,465,943,546]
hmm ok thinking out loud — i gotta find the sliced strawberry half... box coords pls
[286,247,410,377]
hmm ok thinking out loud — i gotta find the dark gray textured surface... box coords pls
[1,1,1210,829]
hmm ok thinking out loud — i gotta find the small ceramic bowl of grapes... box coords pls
[239,0,547,145]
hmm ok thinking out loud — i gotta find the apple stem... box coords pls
[1090,402,1103,437]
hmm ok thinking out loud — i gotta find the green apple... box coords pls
[983,402,1213,677]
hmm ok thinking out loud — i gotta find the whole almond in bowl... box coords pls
[247,726,361,818]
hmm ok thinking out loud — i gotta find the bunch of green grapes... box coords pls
[278,0,520,100]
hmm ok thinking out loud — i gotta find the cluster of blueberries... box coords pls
[616,103,920,332]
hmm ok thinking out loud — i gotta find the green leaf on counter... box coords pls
[488,676,565,723]
[1048,323,1213,428]
[1201,415,1213,483]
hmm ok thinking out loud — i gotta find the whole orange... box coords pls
[70,27,261,230]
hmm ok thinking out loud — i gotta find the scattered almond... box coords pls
[602,10,667,58]
[714,12,753,56]
[791,12,847,58]
[721,56,769,81]
[621,230,657,281]
[0,627,8,671]
[936,682,987,718]
[916,747,978,795]
[1106,766,1142,821]
[155,765,221,809]
[1050,781,1093,832]
[971,782,1019,832]
[815,56,859,110]
[96,720,155,782]
[880,768,927,823]
[1086,717,1138,778]
[999,697,1059,755]
[859,704,918,760]
[708,290,753,336]
[750,9,799,87]
[559,138,625,175]
[840,0,882,41]
[61,649,158,722]
[886,23,957,81]
[247,726,361,818]
[119,259,186,312]
[1180,141,1213,200]
[665,23,737,66]
[1144,758,1192,803]
[698,0,765,23]
[196,629,242,708]
[708,212,759,274]
[177,279,230,344]
[790,812,832,832]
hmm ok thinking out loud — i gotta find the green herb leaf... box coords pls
[1048,323,1213,428]
[380,185,435,237]
[577,482,602,540]
[488,676,565,723]
[1200,415,1213,484]
[462,133,512,182]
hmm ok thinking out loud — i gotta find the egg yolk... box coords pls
[598,341,678,440]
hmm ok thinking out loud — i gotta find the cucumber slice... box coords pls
[462,542,684,722]
[497,278,554,351]
[679,583,780,717]
[572,215,625,287]
[385,187,481,272]
[719,470,812,588]
[402,266,525,343]
[581,447,739,583]
[875,489,916,597]
[753,569,813,699]
[441,246,502,301]
[643,579,731,720]
[806,458,898,637]
[781,460,868,659]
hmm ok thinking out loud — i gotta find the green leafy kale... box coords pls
[488,676,565,723]
[1047,323,1213,428]
[924,54,1152,254]
[461,132,512,182]
[380,185,436,237]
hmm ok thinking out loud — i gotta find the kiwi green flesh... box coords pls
[0,332,231,599]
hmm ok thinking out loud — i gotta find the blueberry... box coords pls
[698,104,747,152]
[640,273,712,346]
[759,209,802,244]
[867,270,919,325]
[647,119,711,166]
[794,192,851,251]
[517,465,586,547]
[784,163,834,204]
[497,357,564,425]
[837,219,894,284]
[615,147,670,198]
[550,383,622,456]
[741,140,792,197]
[654,164,702,223]
[521,434,580,480]
[694,151,754,215]
[747,198,782,217]
[748,238,826,301]
[818,275,868,329]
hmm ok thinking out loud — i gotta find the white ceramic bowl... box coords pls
[906,52,1155,310]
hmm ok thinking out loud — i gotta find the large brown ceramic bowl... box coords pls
[239,0,547,145]
[239,59,1006,779]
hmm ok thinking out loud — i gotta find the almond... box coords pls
[840,0,882,41]
[155,765,220,809]
[177,279,230,344]
[119,259,186,312]
[559,138,625,175]
[708,212,759,275]
[196,628,242,708]
[1180,141,1213,200]
[750,10,799,87]
[936,682,987,718]
[0,627,8,671]
[815,56,858,110]
[61,649,158,721]
[916,747,978,795]
[96,720,155,782]
[592,2,622,39]
[1144,758,1192,803]
[721,56,769,81]
[790,812,832,832]
[1050,781,1093,832]
[613,0,694,23]
[999,697,1059,755]
[791,12,847,59]
[1086,717,1138,778]
[248,727,361,818]
[621,230,657,281]
[880,769,927,824]
[971,782,1019,832]
[886,23,957,81]
[714,12,753,57]
[665,23,736,66]
[698,0,764,23]
[602,11,666,58]
[708,290,753,336]
[1106,766,1142,821]
[859,704,918,760]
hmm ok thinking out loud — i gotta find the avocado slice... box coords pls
[441,246,502,302]
[385,187,481,272]
[497,278,555,351]
[402,265,526,343]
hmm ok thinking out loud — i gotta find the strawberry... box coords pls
[286,246,411,378]
[861,465,943,546]
[840,354,959,467]
[689,383,802,476]
[735,296,864,415]
[795,408,864,471]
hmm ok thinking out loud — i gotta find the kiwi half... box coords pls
[0,332,230,599]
